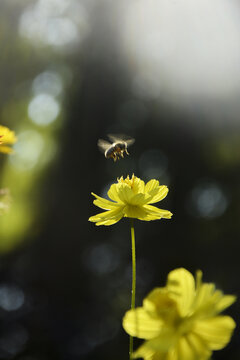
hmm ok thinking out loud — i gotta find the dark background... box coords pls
[0,1,239,359]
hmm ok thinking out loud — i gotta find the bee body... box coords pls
[98,135,134,161]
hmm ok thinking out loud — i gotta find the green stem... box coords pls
[129,218,136,360]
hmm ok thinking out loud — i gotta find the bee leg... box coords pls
[125,149,129,155]
[120,151,124,158]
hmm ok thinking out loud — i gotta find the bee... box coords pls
[97,134,135,161]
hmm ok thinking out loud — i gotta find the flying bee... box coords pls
[97,134,135,161]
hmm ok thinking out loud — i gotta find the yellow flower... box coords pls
[123,268,236,360]
[0,125,17,154]
[89,175,172,226]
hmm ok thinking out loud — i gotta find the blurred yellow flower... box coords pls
[123,268,236,360]
[0,125,17,154]
[89,175,172,226]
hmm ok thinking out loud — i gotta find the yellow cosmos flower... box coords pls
[123,268,236,360]
[89,175,173,226]
[0,125,17,154]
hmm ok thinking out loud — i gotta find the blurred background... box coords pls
[0,0,240,359]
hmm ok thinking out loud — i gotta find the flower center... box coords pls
[175,316,194,336]
[118,174,135,189]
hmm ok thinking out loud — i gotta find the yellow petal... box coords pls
[194,316,236,350]
[0,126,17,144]
[132,342,156,359]
[167,268,195,316]
[180,332,211,360]
[95,212,123,226]
[166,348,178,360]
[141,331,178,352]
[123,308,163,339]
[129,193,152,206]
[143,205,173,219]
[0,145,13,154]
[91,193,120,210]
[145,179,160,193]
[133,346,178,360]
[122,205,158,221]
[175,334,210,360]
[193,271,236,317]
[123,205,148,219]
[215,295,237,314]
[117,184,134,203]
[194,284,236,318]
[143,288,166,313]
[193,283,217,316]
[148,186,169,204]
[143,288,179,323]
[108,183,123,203]
[88,208,123,225]
[132,176,145,193]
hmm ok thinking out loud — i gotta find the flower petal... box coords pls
[214,295,237,314]
[0,126,17,145]
[194,316,236,350]
[148,186,169,204]
[123,308,163,339]
[0,145,13,154]
[95,212,123,226]
[167,268,195,316]
[193,283,217,316]
[140,331,178,353]
[143,288,167,313]
[132,176,145,193]
[91,192,120,210]
[117,184,135,203]
[133,346,178,360]
[123,205,160,221]
[145,179,159,193]
[175,334,210,360]
[143,288,179,323]
[143,205,173,219]
[88,207,123,226]
[123,205,149,219]
[108,183,124,203]
[132,342,156,359]
[130,193,152,206]
[194,282,236,318]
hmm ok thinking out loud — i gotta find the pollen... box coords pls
[118,174,135,188]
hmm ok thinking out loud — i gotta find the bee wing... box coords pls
[97,139,111,153]
[107,134,125,142]
[125,138,135,146]
[107,134,135,146]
